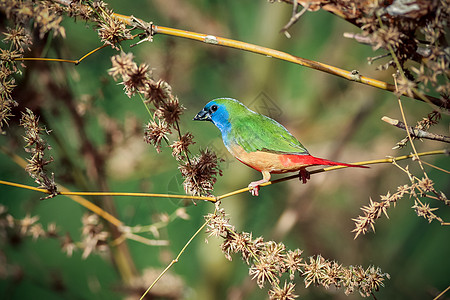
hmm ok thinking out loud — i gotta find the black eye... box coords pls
[210,105,218,112]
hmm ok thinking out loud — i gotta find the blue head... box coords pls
[194,98,246,135]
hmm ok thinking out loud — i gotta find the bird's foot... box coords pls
[248,179,269,196]
[248,171,271,196]
[299,168,310,184]
[248,183,260,196]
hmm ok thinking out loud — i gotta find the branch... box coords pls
[109,14,446,109]
[216,150,448,200]
[2,150,447,203]
[382,116,450,143]
[12,5,446,107]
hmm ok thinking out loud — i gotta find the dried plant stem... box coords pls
[280,0,310,37]
[394,80,427,175]
[61,191,214,201]
[0,180,216,201]
[0,179,123,226]
[110,13,445,108]
[14,44,110,65]
[433,285,450,300]
[382,116,450,143]
[121,233,169,246]
[139,214,213,300]
[1,150,446,203]
[9,8,444,107]
[0,147,125,226]
[420,160,450,174]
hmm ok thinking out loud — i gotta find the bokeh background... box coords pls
[1,1,449,299]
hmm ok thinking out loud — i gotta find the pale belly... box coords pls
[228,145,310,174]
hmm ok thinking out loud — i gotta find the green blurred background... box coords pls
[1,1,449,299]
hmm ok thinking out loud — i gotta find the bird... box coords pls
[193,98,368,196]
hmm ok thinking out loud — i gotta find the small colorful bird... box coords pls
[194,98,367,196]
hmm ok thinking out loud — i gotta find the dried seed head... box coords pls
[97,12,131,49]
[155,97,184,126]
[249,258,279,288]
[108,52,136,80]
[143,79,173,107]
[122,63,151,97]
[144,119,171,153]
[179,149,223,196]
[3,27,32,52]
[169,132,195,160]
[268,282,298,300]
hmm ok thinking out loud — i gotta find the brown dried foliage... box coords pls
[206,206,389,298]
[274,0,449,108]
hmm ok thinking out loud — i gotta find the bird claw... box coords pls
[248,184,260,196]
[299,168,310,184]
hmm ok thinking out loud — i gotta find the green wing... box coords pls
[229,112,309,155]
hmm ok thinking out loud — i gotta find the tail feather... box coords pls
[287,154,369,168]
[313,157,369,168]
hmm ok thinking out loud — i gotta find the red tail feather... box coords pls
[284,154,368,168]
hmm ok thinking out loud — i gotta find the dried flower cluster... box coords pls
[2,0,133,48]
[20,108,58,197]
[362,0,448,102]
[144,119,171,153]
[179,149,223,196]
[0,205,115,261]
[97,10,132,49]
[0,0,66,39]
[273,0,450,109]
[108,52,187,138]
[80,213,110,259]
[206,206,389,298]
[353,173,448,238]
[0,1,127,133]
[109,52,222,196]
[0,24,32,133]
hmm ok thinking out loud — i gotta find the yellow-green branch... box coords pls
[112,14,446,108]
[2,150,447,203]
[215,149,448,200]
[10,9,445,107]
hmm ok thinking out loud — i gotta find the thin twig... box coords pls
[14,44,110,65]
[393,76,427,175]
[433,285,450,300]
[382,116,450,143]
[139,213,213,300]
[280,1,310,38]
[343,32,375,45]
[420,160,450,174]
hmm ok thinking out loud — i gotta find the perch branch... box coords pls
[216,149,448,200]
[1,150,447,203]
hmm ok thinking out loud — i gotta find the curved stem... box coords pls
[112,13,446,108]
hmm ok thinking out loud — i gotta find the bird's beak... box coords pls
[193,109,212,121]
